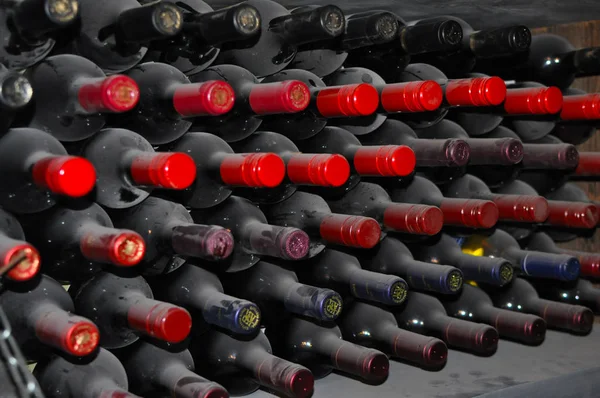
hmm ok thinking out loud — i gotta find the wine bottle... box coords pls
[441,284,546,345]
[113,62,235,145]
[291,248,408,306]
[386,175,500,228]
[258,69,380,140]
[410,234,514,286]
[360,119,470,168]
[288,10,399,77]
[326,182,443,236]
[190,196,310,272]
[394,291,499,354]
[152,263,261,335]
[189,64,311,142]
[220,260,343,323]
[262,191,381,257]
[71,271,192,349]
[337,300,448,368]
[0,208,40,282]
[522,232,600,279]
[0,128,96,214]
[530,278,600,314]
[24,55,139,142]
[0,65,33,134]
[0,0,79,69]
[323,66,443,135]
[230,131,350,204]
[65,0,183,73]
[190,328,314,397]
[416,119,524,165]
[483,277,594,334]
[145,0,261,75]
[552,88,600,145]
[297,126,416,194]
[75,128,196,209]
[161,133,285,209]
[214,0,345,77]
[542,183,599,231]
[266,316,389,382]
[474,34,600,89]
[109,197,234,275]
[0,275,99,361]
[443,173,549,223]
[387,63,507,129]
[349,236,464,294]
[34,349,139,398]
[19,202,146,282]
[572,151,600,180]
[117,340,229,398]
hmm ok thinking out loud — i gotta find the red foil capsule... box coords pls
[127,301,192,343]
[249,80,310,115]
[562,250,600,278]
[490,194,550,223]
[503,86,563,115]
[35,311,100,357]
[129,152,197,190]
[220,153,286,188]
[286,153,350,187]
[319,214,382,248]
[78,75,140,113]
[353,145,416,177]
[575,152,600,176]
[1,243,41,282]
[380,81,443,113]
[316,83,379,117]
[383,204,444,235]
[546,200,599,229]
[31,155,96,197]
[80,230,146,266]
[439,198,499,228]
[172,80,235,117]
[444,76,506,107]
[560,94,600,120]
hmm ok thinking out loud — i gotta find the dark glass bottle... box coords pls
[19,201,146,282]
[189,64,311,142]
[114,62,235,145]
[387,175,500,229]
[292,248,408,306]
[214,0,345,77]
[410,234,514,286]
[75,128,196,209]
[190,196,310,272]
[542,183,599,233]
[64,0,183,73]
[0,275,99,361]
[231,131,350,204]
[24,54,139,142]
[0,0,79,69]
[161,132,285,209]
[522,232,600,280]
[33,349,139,398]
[288,9,399,77]
[190,328,314,397]
[117,340,228,398]
[152,263,261,335]
[441,284,546,345]
[0,65,33,134]
[443,173,549,223]
[0,128,96,214]
[394,291,499,355]
[326,182,443,236]
[71,271,192,349]
[337,300,448,368]
[350,236,464,295]
[483,277,594,334]
[266,316,389,382]
[530,278,600,314]
[144,0,261,75]
[109,197,234,276]
[220,260,343,323]
[262,191,381,257]
[258,69,380,140]
[0,208,40,282]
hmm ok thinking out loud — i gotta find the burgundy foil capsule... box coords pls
[353,145,416,177]
[80,229,146,267]
[380,81,444,113]
[31,155,96,198]
[316,83,380,117]
[319,215,382,249]
[172,80,235,117]
[249,80,311,115]
[560,94,600,120]
[1,243,41,282]
[439,198,499,228]
[383,204,444,235]
[286,153,350,187]
[575,152,600,177]
[78,75,140,113]
[503,86,563,115]
[546,200,599,229]
[444,76,506,107]
[490,194,550,223]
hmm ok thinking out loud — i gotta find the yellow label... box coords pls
[460,235,486,257]
[239,306,261,330]
[391,282,408,304]
[323,295,343,319]
[467,281,479,287]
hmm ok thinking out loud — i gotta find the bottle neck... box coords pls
[72,75,139,116]
[78,223,145,267]
[463,138,523,165]
[281,281,342,322]
[568,47,600,78]
[468,25,531,58]
[521,143,579,170]
[339,12,399,51]
[9,0,79,43]
[449,248,514,286]
[168,221,234,261]
[377,322,447,367]
[524,296,593,333]
[122,149,196,190]
[194,287,261,335]
[400,19,464,55]
[239,221,308,260]
[93,382,139,398]
[270,5,344,47]
[409,138,470,168]
[157,361,221,398]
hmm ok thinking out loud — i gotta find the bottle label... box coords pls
[323,295,343,319]
[239,306,261,331]
[390,283,408,304]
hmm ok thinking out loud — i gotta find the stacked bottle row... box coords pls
[0,0,599,397]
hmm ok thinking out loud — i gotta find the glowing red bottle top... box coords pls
[503,86,563,115]
[172,80,235,117]
[383,204,444,235]
[320,214,382,249]
[220,153,286,188]
[380,81,444,113]
[127,301,192,343]
[354,145,416,177]
[491,194,550,223]
[439,198,499,228]
[445,76,506,107]
[129,152,197,190]
[560,94,600,120]
[249,80,310,115]
[286,153,350,187]
[575,152,600,176]
[80,230,146,266]
[2,243,41,282]
[36,314,100,357]
[31,155,96,198]
[546,200,599,229]
[78,75,140,113]
[316,83,379,117]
